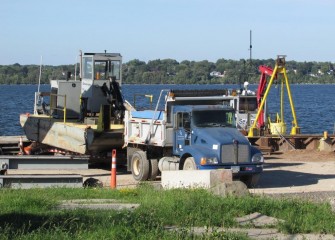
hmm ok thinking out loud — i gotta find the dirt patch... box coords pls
[265,149,335,162]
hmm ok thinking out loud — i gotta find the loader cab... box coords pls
[82,53,122,83]
[81,52,122,114]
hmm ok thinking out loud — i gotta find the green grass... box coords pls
[0,185,334,239]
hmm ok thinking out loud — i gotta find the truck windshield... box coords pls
[193,110,235,128]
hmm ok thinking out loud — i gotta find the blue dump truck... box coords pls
[125,89,264,187]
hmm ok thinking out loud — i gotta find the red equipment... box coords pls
[257,65,276,128]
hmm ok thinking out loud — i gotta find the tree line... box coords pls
[0,58,334,85]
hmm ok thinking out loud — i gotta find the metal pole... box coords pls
[74,55,78,81]
[37,56,42,93]
[18,136,24,155]
[249,30,252,62]
[63,95,67,124]
[34,56,43,115]
[283,69,300,134]
[280,77,284,122]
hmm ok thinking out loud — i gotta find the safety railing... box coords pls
[133,94,153,110]
[50,93,67,124]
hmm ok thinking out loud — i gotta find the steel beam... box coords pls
[0,174,83,188]
[0,155,89,170]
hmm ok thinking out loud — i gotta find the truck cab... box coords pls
[172,105,263,185]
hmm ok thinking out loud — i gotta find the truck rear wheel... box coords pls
[131,151,149,181]
[149,159,159,181]
[183,157,196,170]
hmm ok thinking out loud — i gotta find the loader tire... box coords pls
[131,151,149,181]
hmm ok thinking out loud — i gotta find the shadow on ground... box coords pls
[256,170,335,188]
[263,162,304,169]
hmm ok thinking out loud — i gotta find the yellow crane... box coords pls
[248,55,300,137]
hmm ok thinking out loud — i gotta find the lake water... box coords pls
[0,83,334,136]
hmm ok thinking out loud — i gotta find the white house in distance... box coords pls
[210,71,225,78]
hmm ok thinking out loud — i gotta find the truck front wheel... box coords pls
[131,151,149,181]
[183,157,196,170]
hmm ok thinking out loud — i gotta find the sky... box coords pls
[1,0,334,65]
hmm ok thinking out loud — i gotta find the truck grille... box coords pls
[221,144,250,164]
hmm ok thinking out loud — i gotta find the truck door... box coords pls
[174,112,191,154]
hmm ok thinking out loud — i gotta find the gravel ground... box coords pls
[252,150,335,204]
[7,149,335,203]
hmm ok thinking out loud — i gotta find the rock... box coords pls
[83,177,103,188]
[209,180,249,197]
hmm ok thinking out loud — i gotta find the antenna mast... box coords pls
[249,30,252,63]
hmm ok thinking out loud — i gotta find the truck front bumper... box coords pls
[198,164,263,176]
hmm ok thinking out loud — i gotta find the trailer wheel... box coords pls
[183,157,196,170]
[131,151,149,181]
[149,159,159,181]
[241,174,260,188]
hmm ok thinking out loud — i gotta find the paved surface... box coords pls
[253,159,335,194]
[252,150,335,196]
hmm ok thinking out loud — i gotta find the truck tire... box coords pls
[149,159,159,181]
[241,174,260,188]
[131,151,150,181]
[183,157,196,170]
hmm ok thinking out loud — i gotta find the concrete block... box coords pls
[319,138,333,151]
[161,169,232,189]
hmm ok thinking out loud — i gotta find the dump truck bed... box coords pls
[124,110,173,147]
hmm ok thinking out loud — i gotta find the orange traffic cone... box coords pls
[110,149,117,189]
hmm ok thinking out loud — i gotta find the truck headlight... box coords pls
[252,153,264,163]
[200,157,219,165]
